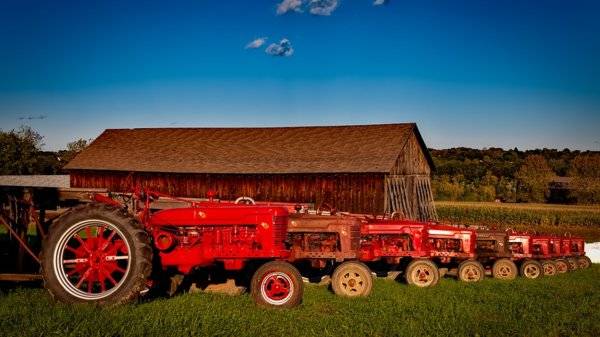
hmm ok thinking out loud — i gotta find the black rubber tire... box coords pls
[519,259,543,279]
[331,261,373,297]
[566,258,578,271]
[554,259,569,274]
[250,261,303,309]
[457,260,485,282]
[577,256,592,269]
[41,203,152,306]
[541,260,557,276]
[405,259,440,287]
[492,259,517,280]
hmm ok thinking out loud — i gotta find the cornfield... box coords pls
[436,201,600,241]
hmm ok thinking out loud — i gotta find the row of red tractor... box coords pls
[40,189,592,308]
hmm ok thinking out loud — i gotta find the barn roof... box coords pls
[65,124,434,174]
[0,175,70,188]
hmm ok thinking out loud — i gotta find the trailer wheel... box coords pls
[457,260,485,282]
[554,259,568,273]
[577,256,592,269]
[405,259,439,287]
[566,258,578,271]
[492,259,517,280]
[251,261,303,308]
[331,261,373,297]
[519,260,542,279]
[541,260,557,276]
[41,203,152,306]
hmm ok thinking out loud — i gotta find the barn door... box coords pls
[384,175,437,221]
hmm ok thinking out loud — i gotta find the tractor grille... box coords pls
[272,215,288,247]
[350,225,361,250]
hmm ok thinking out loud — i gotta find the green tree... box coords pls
[57,138,90,166]
[515,154,553,202]
[568,154,600,204]
[0,126,44,174]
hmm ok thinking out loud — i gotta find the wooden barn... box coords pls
[65,124,437,220]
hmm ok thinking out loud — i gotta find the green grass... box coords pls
[436,201,600,241]
[1,266,599,337]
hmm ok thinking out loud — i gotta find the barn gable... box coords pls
[67,124,436,219]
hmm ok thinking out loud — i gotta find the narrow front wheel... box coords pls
[577,256,592,269]
[520,260,543,279]
[251,261,303,308]
[405,259,439,287]
[554,259,568,274]
[541,260,557,276]
[492,259,517,280]
[331,261,373,297]
[566,258,578,271]
[457,260,485,282]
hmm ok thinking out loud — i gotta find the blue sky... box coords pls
[0,0,599,150]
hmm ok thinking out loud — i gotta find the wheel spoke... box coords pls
[63,258,89,264]
[105,255,129,261]
[74,234,91,253]
[75,268,92,288]
[100,231,116,251]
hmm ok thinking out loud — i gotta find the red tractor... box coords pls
[41,190,304,308]
[570,236,592,269]
[426,224,481,282]
[506,230,544,279]
[358,218,438,288]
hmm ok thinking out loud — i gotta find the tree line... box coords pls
[1,126,599,204]
[430,147,600,204]
[0,126,88,175]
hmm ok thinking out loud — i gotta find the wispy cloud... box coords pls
[265,38,294,57]
[245,37,268,49]
[276,0,304,15]
[308,0,339,16]
[276,0,339,16]
[373,0,388,6]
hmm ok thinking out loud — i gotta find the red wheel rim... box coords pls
[53,220,131,300]
[260,271,293,306]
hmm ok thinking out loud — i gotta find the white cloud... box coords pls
[276,0,339,16]
[309,0,338,16]
[373,0,388,5]
[245,37,268,49]
[276,0,303,15]
[265,38,294,57]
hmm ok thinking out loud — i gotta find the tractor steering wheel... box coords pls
[234,196,256,205]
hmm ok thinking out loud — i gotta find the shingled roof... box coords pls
[65,124,433,174]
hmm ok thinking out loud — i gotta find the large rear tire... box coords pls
[251,261,303,308]
[492,259,517,280]
[519,259,543,279]
[41,203,152,306]
[331,261,373,297]
[457,260,485,282]
[405,259,439,287]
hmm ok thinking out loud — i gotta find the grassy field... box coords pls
[436,201,600,241]
[1,266,599,337]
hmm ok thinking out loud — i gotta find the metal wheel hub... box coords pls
[413,266,434,285]
[260,272,293,306]
[524,264,540,278]
[53,219,131,300]
[340,271,365,294]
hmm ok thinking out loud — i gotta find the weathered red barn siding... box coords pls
[70,170,385,214]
